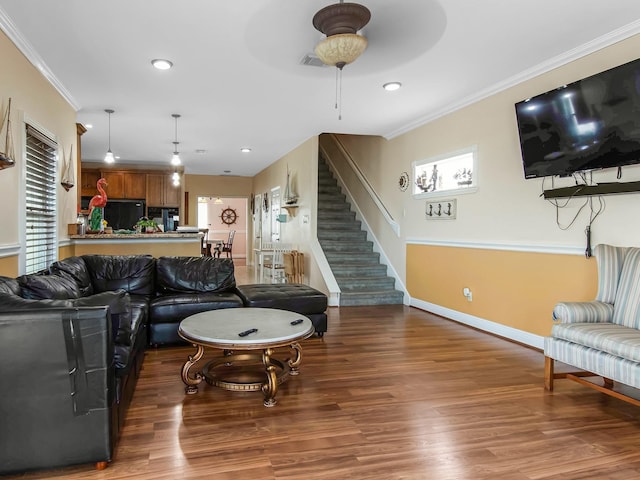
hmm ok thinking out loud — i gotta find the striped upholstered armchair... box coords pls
[544,244,640,404]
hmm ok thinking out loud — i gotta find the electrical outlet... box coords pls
[426,199,457,220]
[463,287,473,302]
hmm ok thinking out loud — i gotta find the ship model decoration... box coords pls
[284,166,298,205]
[60,144,75,191]
[0,98,15,170]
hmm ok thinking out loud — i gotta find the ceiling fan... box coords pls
[311,1,372,119]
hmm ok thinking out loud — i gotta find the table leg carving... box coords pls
[262,347,278,407]
[181,344,204,394]
[288,342,302,375]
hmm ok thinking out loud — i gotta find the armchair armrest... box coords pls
[552,301,614,324]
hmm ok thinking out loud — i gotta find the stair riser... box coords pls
[325,252,380,264]
[339,292,404,306]
[318,231,367,241]
[337,278,396,289]
[331,265,388,276]
[320,242,374,253]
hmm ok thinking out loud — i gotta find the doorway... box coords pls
[197,196,248,262]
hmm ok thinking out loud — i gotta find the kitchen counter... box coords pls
[70,232,201,239]
[68,232,202,257]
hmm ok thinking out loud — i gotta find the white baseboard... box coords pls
[410,298,544,350]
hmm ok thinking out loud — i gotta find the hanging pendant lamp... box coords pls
[171,114,181,166]
[104,109,115,163]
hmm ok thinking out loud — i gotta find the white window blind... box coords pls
[25,124,57,274]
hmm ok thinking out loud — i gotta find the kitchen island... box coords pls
[69,232,201,257]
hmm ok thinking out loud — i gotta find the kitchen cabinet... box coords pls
[146,174,180,207]
[81,170,100,197]
[100,171,147,199]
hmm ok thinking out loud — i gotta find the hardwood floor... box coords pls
[8,305,640,479]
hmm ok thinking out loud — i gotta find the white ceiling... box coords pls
[1,1,640,177]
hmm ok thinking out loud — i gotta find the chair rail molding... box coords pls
[406,238,585,256]
[0,243,20,258]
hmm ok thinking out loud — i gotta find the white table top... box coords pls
[178,308,314,349]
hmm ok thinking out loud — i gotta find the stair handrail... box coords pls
[326,134,400,237]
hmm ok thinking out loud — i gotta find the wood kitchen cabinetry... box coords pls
[100,171,147,199]
[146,174,180,207]
[81,170,100,197]
[81,168,180,209]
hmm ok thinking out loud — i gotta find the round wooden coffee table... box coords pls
[178,308,314,406]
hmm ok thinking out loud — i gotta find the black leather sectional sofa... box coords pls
[0,254,327,475]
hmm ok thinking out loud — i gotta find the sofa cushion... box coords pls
[49,256,94,297]
[235,284,328,315]
[156,256,236,294]
[612,248,640,329]
[17,273,82,300]
[149,291,243,324]
[82,255,156,296]
[0,276,21,296]
[74,290,132,348]
[551,322,640,363]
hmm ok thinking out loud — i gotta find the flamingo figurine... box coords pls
[88,178,108,232]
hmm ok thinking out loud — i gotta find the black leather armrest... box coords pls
[0,307,115,474]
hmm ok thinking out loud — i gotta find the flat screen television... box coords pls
[515,57,640,179]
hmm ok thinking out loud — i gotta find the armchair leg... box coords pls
[96,461,108,470]
[544,356,554,391]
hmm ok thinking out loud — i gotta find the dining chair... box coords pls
[199,228,210,256]
[215,230,236,259]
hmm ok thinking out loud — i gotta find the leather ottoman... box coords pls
[234,284,328,336]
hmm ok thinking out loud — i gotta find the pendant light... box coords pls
[171,114,181,166]
[172,170,180,187]
[104,109,115,163]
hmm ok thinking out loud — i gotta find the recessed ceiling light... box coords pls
[85,124,93,129]
[195,149,207,154]
[383,82,402,92]
[151,59,173,70]
[240,147,252,153]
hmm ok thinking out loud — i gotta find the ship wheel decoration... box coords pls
[220,207,238,225]
[398,171,410,191]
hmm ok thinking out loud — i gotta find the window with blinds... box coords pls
[25,124,58,274]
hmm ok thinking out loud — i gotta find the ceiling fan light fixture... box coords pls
[314,33,368,68]
[312,2,371,37]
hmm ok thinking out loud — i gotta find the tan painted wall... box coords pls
[406,245,598,336]
[253,137,328,294]
[334,34,640,336]
[183,174,253,226]
[0,30,78,274]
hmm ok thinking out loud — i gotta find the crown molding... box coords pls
[385,19,640,140]
[0,6,80,111]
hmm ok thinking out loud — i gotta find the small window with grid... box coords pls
[25,124,58,274]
